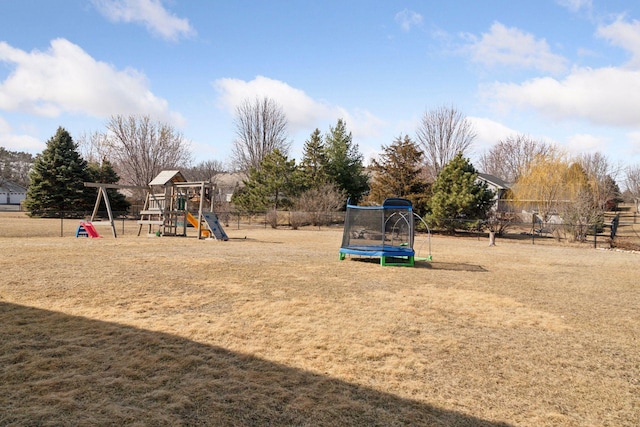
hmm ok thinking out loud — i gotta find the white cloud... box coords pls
[468,116,519,154]
[213,75,384,139]
[597,17,640,68]
[92,0,195,41]
[484,66,640,127]
[334,107,386,139]
[0,39,183,125]
[0,117,44,152]
[462,22,568,74]
[556,0,592,13]
[0,133,44,153]
[565,133,609,156]
[395,9,423,32]
[214,76,333,132]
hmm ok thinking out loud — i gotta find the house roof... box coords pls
[148,170,186,186]
[477,173,511,190]
[0,180,27,193]
[214,172,245,192]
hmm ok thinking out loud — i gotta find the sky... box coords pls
[2,0,640,173]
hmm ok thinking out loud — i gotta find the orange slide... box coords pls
[185,212,210,237]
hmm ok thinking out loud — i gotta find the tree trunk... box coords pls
[489,231,496,246]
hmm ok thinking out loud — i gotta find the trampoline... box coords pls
[339,198,418,266]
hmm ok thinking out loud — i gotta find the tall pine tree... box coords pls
[368,135,430,215]
[429,152,494,233]
[25,127,91,217]
[299,128,328,189]
[323,119,368,204]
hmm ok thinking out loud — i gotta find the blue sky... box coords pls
[2,0,640,172]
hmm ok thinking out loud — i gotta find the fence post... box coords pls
[531,216,535,245]
[60,211,64,237]
[593,223,597,248]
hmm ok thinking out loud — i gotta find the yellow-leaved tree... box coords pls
[513,149,607,241]
[512,150,569,224]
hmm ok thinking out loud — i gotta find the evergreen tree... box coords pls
[602,175,623,211]
[368,135,430,215]
[86,159,131,214]
[429,152,494,233]
[232,149,302,212]
[299,128,328,188]
[323,119,368,204]
[25,127,91,217]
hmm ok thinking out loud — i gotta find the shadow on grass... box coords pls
[0,302,510,426]
[419,262,488,272]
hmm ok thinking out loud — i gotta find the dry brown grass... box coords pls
[0,212,638,426]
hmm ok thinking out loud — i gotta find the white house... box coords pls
[477,173,511,212]
[0,180,27,206]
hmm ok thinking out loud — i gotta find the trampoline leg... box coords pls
[339,253,346,261]
[381,255,414,267]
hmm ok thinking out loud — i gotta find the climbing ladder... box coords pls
[138,191,168,236]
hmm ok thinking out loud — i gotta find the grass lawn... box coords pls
[0,212,638,426]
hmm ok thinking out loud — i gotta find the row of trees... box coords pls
[227,98,636,235]
[9,95,640,234]
[228,99,494,229]
[232,116,496,231]
[231,119,368,214]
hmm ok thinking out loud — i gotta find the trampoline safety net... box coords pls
[340,198,415,265]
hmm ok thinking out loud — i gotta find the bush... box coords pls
[289,211,309,230]
[266,209,278,229]
[294,183,345,226]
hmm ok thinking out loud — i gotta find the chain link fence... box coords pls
[1,208,638,250]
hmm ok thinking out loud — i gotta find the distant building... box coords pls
[0,180,27,206]
[476,173,511,212]
[214,172,245,204]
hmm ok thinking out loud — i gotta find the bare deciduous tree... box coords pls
[625,164,640,212]
[293,182,346,227]
[77,131,112,165]
[574,152,622,211]
[231,97,290,174]
[415,105,476,181]
[479,134,555,183]
[106,115,193,188]
[183,159,225,182]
